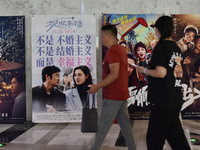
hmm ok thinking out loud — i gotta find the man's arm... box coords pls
[88,63,119,94]
[135,65,167,78]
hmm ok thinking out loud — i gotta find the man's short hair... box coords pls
[101,24,118,38]
[11,72,25,84]
[154,15,173,39]
[42,65,60,82]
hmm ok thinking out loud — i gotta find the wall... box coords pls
[0,0,200,121]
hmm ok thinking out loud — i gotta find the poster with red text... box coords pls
[32,15,96,123]
[102,14,159,120]
[102,14,200,120]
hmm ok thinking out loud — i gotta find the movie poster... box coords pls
[172,14,200,119]
[32,15,96,123]
[102,14,200,120]
[102,14,159,120]
[0,16,26,123]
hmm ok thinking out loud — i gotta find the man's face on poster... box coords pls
[11,78,20,95]
[48,72,60,87]
[128,58,135,76]
[120,43,127,49]
[11,77,24,98]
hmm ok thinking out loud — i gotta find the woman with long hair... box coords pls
[65,65,95,112]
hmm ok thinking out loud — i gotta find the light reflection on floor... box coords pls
[0,120,199,150]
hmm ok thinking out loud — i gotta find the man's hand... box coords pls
[87,84,99,95]
[46,105,57,113]
[87,63,119,95]
[134,65,145,74]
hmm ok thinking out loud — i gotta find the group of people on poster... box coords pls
[31,15,96,122]
[31,14,200,121]
[102,14,200,119]
[32,65,96,114]
[179,24,200,112]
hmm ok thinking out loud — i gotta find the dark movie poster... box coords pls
[0,16,25,123]
[102,14,200,120]
[172,14,200,119]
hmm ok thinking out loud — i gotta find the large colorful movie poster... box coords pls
[0,16,26,123]
[32,15,96,123]
[102,14,160,120]
[102,14,200,120]
[172,14,200,119]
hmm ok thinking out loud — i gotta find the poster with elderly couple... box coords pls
[0,16,25,123]
[32,15,96,123]
[102,14,200,120]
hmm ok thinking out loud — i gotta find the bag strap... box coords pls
[85,93,95,109]
[92,94,95,108]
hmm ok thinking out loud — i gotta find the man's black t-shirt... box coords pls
[148,40,183,108]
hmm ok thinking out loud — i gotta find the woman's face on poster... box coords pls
[137,47,146,60]
[184,31,195,43]
[74,69,88,85]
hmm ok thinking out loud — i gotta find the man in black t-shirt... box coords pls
[135,16,190,150]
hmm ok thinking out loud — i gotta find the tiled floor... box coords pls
[0,120,200,150]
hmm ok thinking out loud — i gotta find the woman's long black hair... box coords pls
[73,65,93,88]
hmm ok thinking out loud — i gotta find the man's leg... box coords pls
[147,107,171,150]
[90,99,124,150]
[117,101,136,150]
[166,112,191,150]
